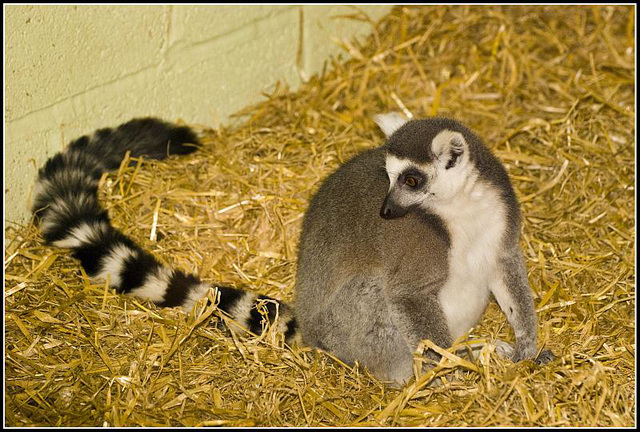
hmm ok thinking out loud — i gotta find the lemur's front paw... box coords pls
[511,342,537,363]
[494,339,515,359]
[495,339,554,364]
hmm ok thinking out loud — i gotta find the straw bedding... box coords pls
[5,5,635,427]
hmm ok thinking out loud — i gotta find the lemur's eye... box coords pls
[404,176,418,187]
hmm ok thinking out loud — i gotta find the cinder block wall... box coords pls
[5,5,392,224]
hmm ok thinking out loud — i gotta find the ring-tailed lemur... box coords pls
[32,115,552,385]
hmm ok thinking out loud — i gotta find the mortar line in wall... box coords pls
[8,64,159,125]
[161,5,303,80]
[163,5,297,58]
[296,6,308,83]
[164,4,173,55]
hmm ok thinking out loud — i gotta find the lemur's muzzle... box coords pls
[380,193,410,220]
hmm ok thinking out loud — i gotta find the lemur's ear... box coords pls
[373,112,409,138]
[431,130,468,170]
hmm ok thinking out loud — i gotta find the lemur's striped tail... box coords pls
[32,117,297,342]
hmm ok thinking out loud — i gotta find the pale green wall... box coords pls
[5,5,392,224]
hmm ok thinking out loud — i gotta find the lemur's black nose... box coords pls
[380,205,392,219]
[380,195,409,220]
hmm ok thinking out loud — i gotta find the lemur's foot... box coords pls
[454,339,554,365]
[496,340,555,365]
[534,349,556,365]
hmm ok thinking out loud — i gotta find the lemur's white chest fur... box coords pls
[430,176,507,340]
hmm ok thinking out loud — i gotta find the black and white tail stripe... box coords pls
[32,117,297,343]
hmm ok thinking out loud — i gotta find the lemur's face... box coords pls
[373,114,473,220]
